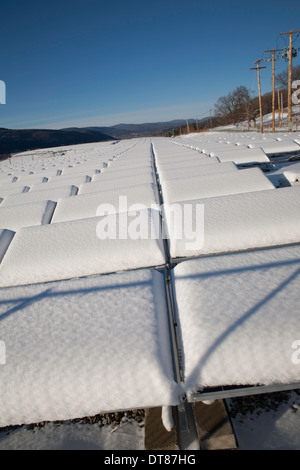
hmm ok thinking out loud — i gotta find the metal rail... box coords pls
[189,382,300,403]
[150,140,184,388]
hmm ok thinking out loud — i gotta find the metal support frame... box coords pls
[150,140,185,389]
[189,382,300,403]
[151,140,197,445]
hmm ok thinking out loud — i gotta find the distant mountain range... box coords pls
[0,128,114,158]
[0,118,207,158]
[62,119,202,139]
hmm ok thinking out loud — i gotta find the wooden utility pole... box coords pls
[250,60,266,133]
[186,120,190,134]
[264,48,283,132]
[280,29,300,131]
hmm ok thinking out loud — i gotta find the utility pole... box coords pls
[250,60,266,133]
[186,120,190,134]
[280,29,300,132]
[264,48,283,133]
[277,88,281,126]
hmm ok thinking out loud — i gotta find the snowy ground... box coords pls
[228,390,300,450]
[1,390,300,450]
[0,418,145,450]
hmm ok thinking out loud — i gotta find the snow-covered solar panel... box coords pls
[173,245,300,398]
[211,147,270,165]
[29,175,92,192]
[78,173,156,194]
[12,174,49,185]
[0,208,165,288]
[161,167,274,205]
[0,176,19,184]
[251,139,300,154]
[0,182,31,197]
[0,268,180,427]
[91,167,153,181]
[52,183,160,223]
[282,162,300,185]
[157,161,237,183]
[0,200,56,231]
[155,156,218,169]
[0,184,78,207]
[164,185,300,259]
[0,133,299,429]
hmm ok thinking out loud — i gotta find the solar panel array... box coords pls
[0,133,300,427]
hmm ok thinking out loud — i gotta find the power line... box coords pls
[280,29,300,131]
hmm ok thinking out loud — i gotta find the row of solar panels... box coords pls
[0,135,299,427]
[2,135,300,285]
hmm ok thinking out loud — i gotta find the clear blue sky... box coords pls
[0,0,299,129]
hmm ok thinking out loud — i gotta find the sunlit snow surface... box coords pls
[0,133,300,428]
[0,268,179,427]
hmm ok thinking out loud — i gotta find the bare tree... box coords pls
[214,86,256,126]
[275,64,300,89]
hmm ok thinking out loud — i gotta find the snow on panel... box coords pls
[14,175,49,185]
[91,167,153,181]
[0,209,165,287]
[255,140,300,154]
[0,176,18,185]
[0,268,180,427]
[28,175,91,192]
[52,184,160,223]
[78,173,155,195]
[164,186,300,259]
[104,159,153,169]
[24,169,62,178]
[265,161,300,188]
[173,245,300,395]
[211,147,270,164]
[161,167,274,205]
[0,200,56,231]
[201,144,238,155]
[0,182,30,198]
[155,156,218,169]
[152,146,202,159]
[59,163,106,175]
[283,162,300,184]
[157,161,237,183]
[0,185,78,207]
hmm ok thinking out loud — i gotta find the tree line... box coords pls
[211,64,300,128]
[167,64,300,136]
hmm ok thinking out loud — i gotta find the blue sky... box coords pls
[0,0,299,129]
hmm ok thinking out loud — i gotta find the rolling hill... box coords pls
[0,118,208,158]
[0,128,115,158]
